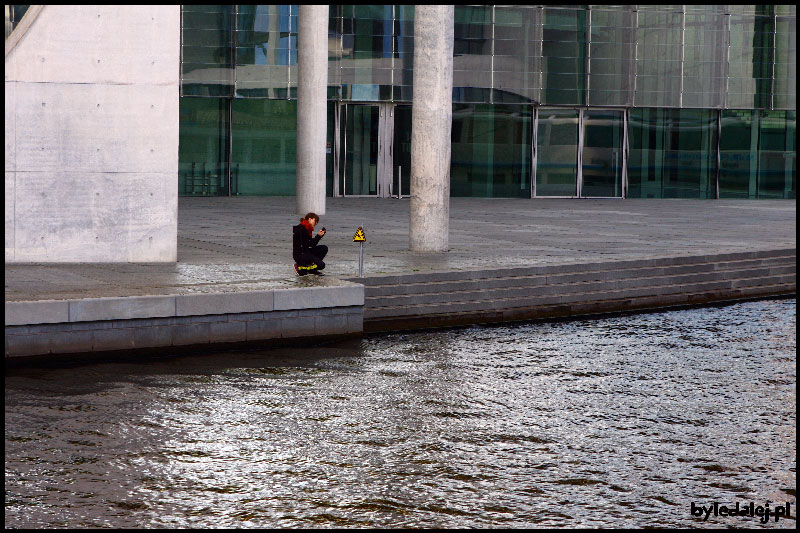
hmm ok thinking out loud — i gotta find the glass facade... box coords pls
[4,5,30,40]
[179,5,796,199]
[628,109,718,199]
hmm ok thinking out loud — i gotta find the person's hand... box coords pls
[318,229,326,237]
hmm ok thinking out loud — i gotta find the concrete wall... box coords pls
[5,5,180,263]
[5,283,365,359]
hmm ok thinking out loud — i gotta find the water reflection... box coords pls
[5,299,796,528]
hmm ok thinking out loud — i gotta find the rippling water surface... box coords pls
[5,299,796,528]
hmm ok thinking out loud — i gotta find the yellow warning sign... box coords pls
[353,226,366,242]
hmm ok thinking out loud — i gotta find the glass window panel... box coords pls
[541,8,586,105]
[634,11,682,107]
[451,104,531,198]
[183,10,233,30]
[588,9,634,106]
[727,12,775,109]
[628,109,717,199]
[233,5,296,97]
[536,109,578,196]
[343,105,379,195]
[326,102,335,197]
[179,97,229,197]
[758,111,796,199]
[231,99,297,195]
[582,110,624,197]
[181,6,234,97]
[774,11,797,110]
[719,110,759,198]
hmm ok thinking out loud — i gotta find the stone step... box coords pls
[365,265,796,308]
[349,248,796,287]
[363,282,797,332]
[363,257,796,297]
[364,274,796,319]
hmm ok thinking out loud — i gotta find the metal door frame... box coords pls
[532,107,581,198]
[532,106,627,199]
[580,107,627,199]
[335,102,396,198]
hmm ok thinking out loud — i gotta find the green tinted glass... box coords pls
[720,110,759,198]
[179,97,229,196]
[541,8,586,105]
[536,109,579,196]
[628,109,717,198]
[451,104,532,197]
[582,110,624,197]
[231,99,297,195]
[181,6,234,98]
[343,105,379,195]
[758,111,796,198]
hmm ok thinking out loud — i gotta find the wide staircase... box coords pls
[349,249,796,332]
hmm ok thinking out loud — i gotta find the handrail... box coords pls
[5,5,44,59]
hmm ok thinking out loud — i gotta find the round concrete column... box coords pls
[409,5,454,252]
[296,5,329,216]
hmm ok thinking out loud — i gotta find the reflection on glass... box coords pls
[326,102,335,197]
[541,8,586,106]
[493,6,541,105]
[582,110,624,197]
[634,9,682,107]
[536,109,578,196]
[393,105,412,197]
[728,9,775,109]
[682,11,727,108]
[235,5,296,98]
[758,111,796,199]
[5,5,30,40]
[179,98,229,197]
[628,109,717,198]
[722,110,796,199]
[344,105,379,195]
[720,110,759,198]
[774,7,797,110]
[451,104,531,197]
[588,8,635,106]
[181,6,234,98]
[231,99,297,195]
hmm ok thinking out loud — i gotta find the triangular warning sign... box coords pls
[353,226,366,242]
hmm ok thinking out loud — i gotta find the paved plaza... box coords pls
[5,197,796,302]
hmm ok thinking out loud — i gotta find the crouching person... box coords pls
[293,212,328,276]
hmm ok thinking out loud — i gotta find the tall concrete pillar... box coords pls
[409,5,454,252]
[296,5,328,216]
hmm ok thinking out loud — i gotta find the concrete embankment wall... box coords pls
[6,285,364,361]
[350,249,796,333]
[4,250,795,362]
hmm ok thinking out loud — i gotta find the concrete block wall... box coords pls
[5,284,365,358]
[5,307,364,358]
[5,5,180,262]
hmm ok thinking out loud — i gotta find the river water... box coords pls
[5,299,796,528]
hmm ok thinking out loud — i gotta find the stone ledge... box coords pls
[5,282,365,327]
[5,300,69,326]
[5,306,364,358]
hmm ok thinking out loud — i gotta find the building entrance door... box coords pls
[533,108,626,198]
[581,109,625,197]
[337,103,411,198]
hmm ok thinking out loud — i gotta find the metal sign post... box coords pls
[353,226,366,277]
[359,241,364,277]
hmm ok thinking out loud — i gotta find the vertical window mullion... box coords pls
[531,105,537,198]
[577,108,584,197]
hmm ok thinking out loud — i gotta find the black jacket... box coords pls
[293,223,322,261]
